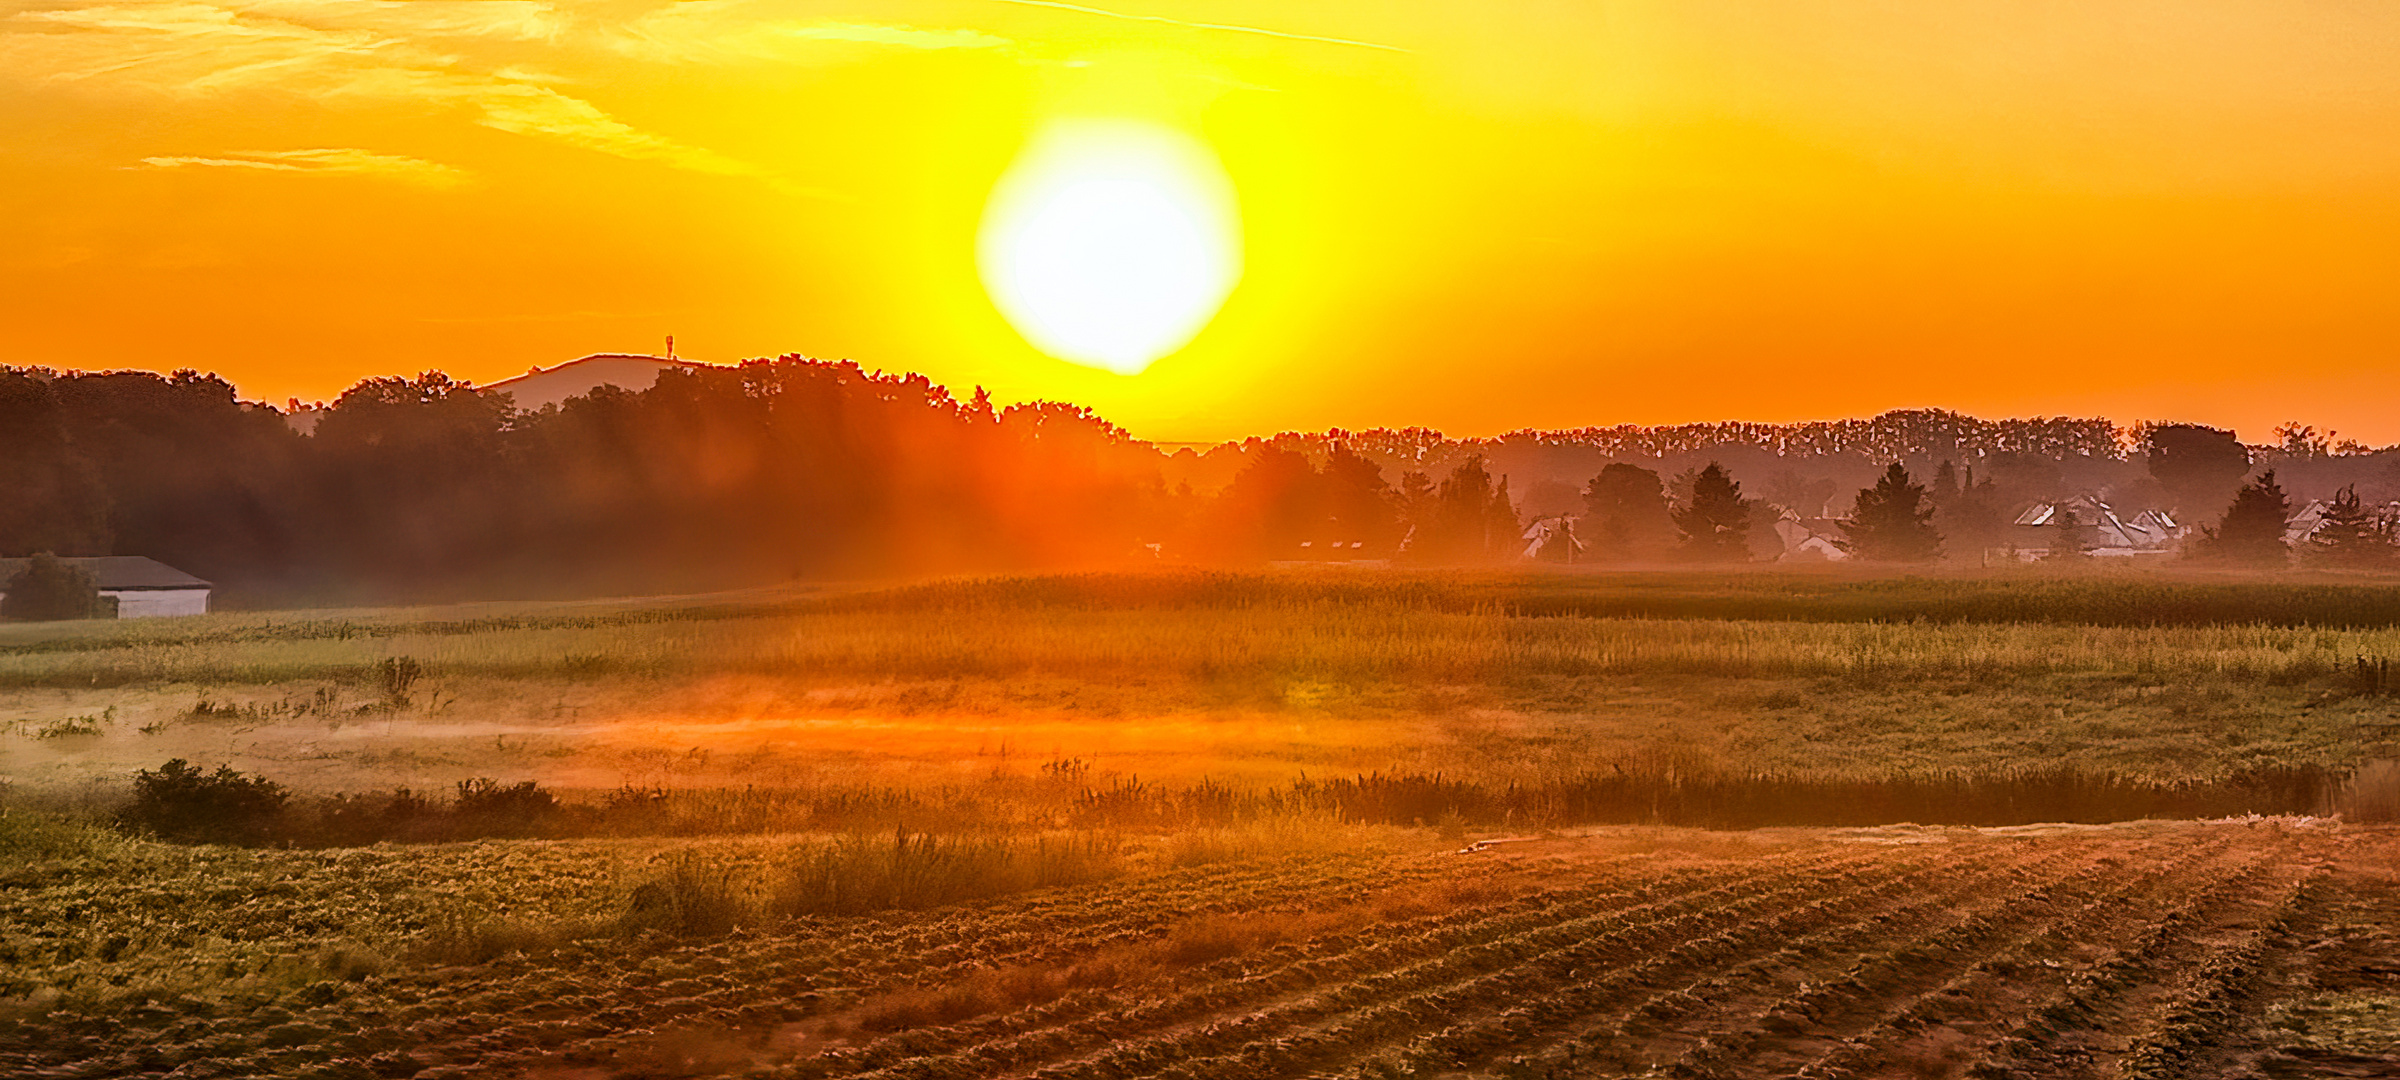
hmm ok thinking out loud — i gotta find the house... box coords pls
[1521,516,1587,562]
[0,557,212,618]
[1772,510,1852,561]
[2285,499,2400,545]
[2120,509,2183,548]
[2283,500,2330,546]
[2012,496,2183,557]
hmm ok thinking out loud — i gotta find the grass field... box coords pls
[5,568,2400,1078]
[4,569,2399,800]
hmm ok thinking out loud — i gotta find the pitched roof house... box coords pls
[1772,510,1852,561]
[2012,496,2184,555]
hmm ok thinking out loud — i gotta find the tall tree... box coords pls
[1410,456,1512,563]
[1208,446,1319,561]
[1486,476,1522,560]
[1581,463,1675,560]
[2145,424,2250,516]
[1929,460,1960,508]
[2046,507,2094,561]
[2193,471,2292,566]
[1673,462,1751,562]
[1933,466,2006,560]
[1839,463,1943,562]
[1,553,109,621]
[1320,444,1400,552]
[2272,422,2331,461]
[2306,485,2396,568]
[0,372,111,557]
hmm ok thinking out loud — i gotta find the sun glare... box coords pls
[978,120,1242,375]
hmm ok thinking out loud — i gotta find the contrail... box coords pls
[989,0,1409,52]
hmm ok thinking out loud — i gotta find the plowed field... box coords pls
[5,821,2396,1079]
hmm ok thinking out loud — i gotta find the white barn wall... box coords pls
[107,589,209,618]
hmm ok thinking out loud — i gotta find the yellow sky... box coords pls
[3,0,2397,442]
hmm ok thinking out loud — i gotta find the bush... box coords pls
[306,789,434,846]
[118,759,289,845]
[774,831,1121,916]
[619,853,755,937]
[452,778,559,837]
[1,553,113,621]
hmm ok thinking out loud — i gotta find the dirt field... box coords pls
[4,819,2396,1079]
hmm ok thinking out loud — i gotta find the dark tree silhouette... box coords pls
[1931,466,2006,560]
[1210,446,1320,561]
[1203,442,1397,561]
[13,356,2389,604]
[2145,424,2250,515]
[2306,485,2396,568]
[0,372,112,558]
[1,552,110,621]
[2046,507,2093,561]
[1929,460,1960,507]
[1395,470,1436,534]
[1673,463,1751,562]
[1321,444,1400,552]
[1486,475,1522,559]
[1581,463,1676,560]
[2193,471,2292,566]
[1839,463,1943,562]
[49,369,300,590]
[1408,456,1515,563]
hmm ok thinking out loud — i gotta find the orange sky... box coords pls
[3,1,2397,443]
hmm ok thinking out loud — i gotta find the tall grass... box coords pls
[772,830,1122,916]
[108,758,2363,850]
[10,570,2400,689]
[2333,759,2400,823]
[8,591,2400,690]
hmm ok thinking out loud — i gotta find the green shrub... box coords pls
[1,553,113,622]
[117,759,289,845]
[451,778,559,837]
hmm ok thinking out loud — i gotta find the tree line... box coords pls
[0,361,1174,604]
[1,362,2390,609]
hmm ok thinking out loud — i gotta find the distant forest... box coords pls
[2,359,2395,605]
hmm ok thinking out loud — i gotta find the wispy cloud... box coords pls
[2,2,798,189]
[472,85,759,177]
[987,0,1406,52]
[613,1,1009,64]
[234,1,569,44]
[779,22,1010,51]
[137,146,468,186]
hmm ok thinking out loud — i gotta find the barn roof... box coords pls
[0,556,211,590]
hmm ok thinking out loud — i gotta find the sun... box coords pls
[978,120,1242,375]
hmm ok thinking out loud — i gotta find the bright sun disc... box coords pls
[979,120,1241,375]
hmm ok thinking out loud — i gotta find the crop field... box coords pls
[3,820,2398,1079]
[6,569,2400,1078]
[7,569,2400,803]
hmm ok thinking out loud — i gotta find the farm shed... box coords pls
[0,556,212,618]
